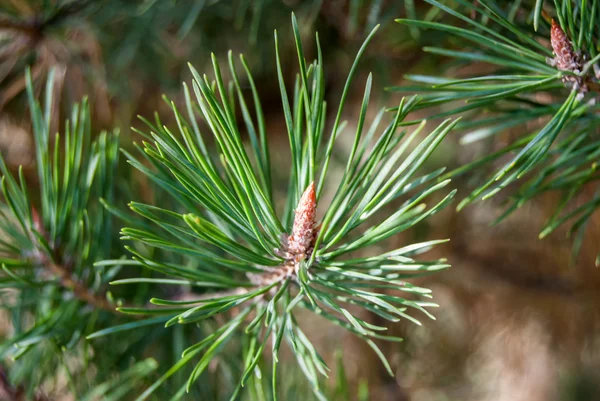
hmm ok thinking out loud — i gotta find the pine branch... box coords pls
[23,205,124,314]
[45,260,118,314]
[92,13,456,400]
[0,68,142,398]
[392,0,600,262]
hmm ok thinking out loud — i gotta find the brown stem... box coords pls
[45,260,118,314]
[29,206,121,315]
[0,0,95,35]
[0,16,37,34]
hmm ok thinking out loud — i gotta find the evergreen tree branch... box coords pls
[392,0,600,262]
[92,14,456,399]
[45,259,118,314]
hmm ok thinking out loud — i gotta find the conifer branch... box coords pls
[45,260,117,313]
[393,0,600,262]
[25,205,120,314]
[93,14,456,399]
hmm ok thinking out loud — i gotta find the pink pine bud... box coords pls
[287,182,317,256]
[550,19,578,71]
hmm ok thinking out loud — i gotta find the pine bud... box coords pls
[547,19,589,99]
[550,19,578,72]
[287,181,317,256]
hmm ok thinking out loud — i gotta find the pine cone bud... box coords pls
[287,181,317,256]
[550,19,578,72]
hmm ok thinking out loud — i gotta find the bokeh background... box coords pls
[1,1,600,400]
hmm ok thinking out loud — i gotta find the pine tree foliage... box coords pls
[392,0,600,263]
[90,14,456,400]
[2,1,599,400]
[0,69,148,398]
[0,69,242,400]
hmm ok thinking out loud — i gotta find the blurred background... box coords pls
[1,1,600,400]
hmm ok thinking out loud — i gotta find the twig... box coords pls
[45,260,118,314]
[29,206,121,315]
